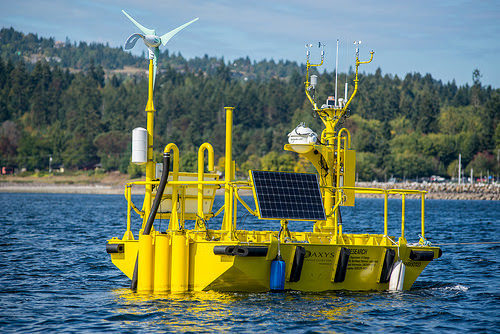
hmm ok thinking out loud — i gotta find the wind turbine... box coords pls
[122,10,199,87]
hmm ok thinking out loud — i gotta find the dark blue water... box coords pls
[0,193,498,333]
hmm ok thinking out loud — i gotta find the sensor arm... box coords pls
[342,51,374,112]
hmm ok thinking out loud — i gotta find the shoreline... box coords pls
[355,181,499,201]
[1,180,498,200]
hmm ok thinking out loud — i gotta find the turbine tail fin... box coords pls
[160,17,199,46]
[124,33,144,50]
[122,10,155,35]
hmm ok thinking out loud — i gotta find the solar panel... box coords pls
[250,170,326,221]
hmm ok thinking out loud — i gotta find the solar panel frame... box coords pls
[250,170,326,221]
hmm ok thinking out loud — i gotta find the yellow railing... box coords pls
[341,186,427,240]
[122,178,254,236]
[123,177,426,244]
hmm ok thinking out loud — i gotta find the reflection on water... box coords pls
[110,288,362,331]
[111,289,239,331]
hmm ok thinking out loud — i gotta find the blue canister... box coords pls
[270,255,286,291]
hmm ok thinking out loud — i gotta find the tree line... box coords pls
[0,27,499,181]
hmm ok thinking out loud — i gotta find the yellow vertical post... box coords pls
[180,187,186,229]
[137,59,156,292]
[165,144,179,230]
[384,192,388,236]
[154,233,171,292]
[122,185,134,240]
[421,193,425,238]
[137,233,154,292]
[126,185,131,232]
[401,194,406,239]
[336,132,343,236]
[197,143,214,230]
[171,231,189,292]
[223,107,234,234]
[232,160,237,233]
[324,122,336,230]
[143,58,156,229]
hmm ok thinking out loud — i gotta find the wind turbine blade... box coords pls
[160,18,199,46]
[153,47,159,88]
[122,10,155,35]
[124,33,144,50]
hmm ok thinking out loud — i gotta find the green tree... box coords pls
[94,131,129,170]
[466,151,496,175]
[0,120,20,166]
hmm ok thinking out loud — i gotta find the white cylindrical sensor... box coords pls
[310,75,318,88]
[131,127,148,164]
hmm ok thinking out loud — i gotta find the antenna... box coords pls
[335,39,339,108]
[354,40,362,58]
[345,39,348,103]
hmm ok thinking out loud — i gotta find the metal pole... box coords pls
[223,107,234,235]
[143,58,155,230]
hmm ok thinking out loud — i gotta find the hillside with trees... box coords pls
[0,27,499,181]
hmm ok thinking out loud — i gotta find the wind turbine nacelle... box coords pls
[143,35,161,48]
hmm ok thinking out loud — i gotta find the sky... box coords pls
[1,0,499,88]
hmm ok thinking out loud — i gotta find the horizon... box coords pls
[1,0,499,88]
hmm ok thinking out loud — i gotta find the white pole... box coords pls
[335,39,339,108]
[458,154,461,185]
[344,82,348,103]
[471,168,473,184]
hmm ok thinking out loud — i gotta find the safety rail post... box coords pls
[384,192,388,236]
[197,143,214,230]
[337,189,343,236]
[122,185,134,241]
[232,161,237,233]
[421,192,425,238]
[126,185,132,233]
[401,193,406,239]
[165,143,180,230]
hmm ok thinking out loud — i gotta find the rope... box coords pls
[384,235,398,246]
[418,234,431,246]
[432,241,500,246]
[196,214,208,230]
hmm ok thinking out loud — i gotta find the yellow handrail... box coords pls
[197,143,214,230]
[330,185,427,240]
[165,143,180,229]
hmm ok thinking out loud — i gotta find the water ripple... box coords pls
[0,194,498,333]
